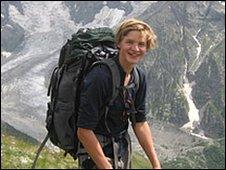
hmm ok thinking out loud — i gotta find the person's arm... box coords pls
[77,127,113,169]
[133,121,161,169]
[77,65,113,168]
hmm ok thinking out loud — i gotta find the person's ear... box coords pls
[116,43,120,49]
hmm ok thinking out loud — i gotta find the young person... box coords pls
[77,18,161,169]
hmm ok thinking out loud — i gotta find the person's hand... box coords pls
[153,164,161,169]
[106,157,113,169]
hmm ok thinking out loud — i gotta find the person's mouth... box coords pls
[128,52,140,58]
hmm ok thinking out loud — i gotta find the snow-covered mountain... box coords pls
[1,1,225,168]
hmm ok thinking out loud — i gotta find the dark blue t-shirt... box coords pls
[77,57,147,136]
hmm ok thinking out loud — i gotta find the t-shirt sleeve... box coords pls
[134,69,147,122]
[77,65,112,130]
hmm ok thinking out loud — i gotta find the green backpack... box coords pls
[32,27,140,168]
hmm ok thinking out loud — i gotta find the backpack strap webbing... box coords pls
[31,133,50,169]
[91,58,121,168]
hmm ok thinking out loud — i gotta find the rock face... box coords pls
[1,1,25,52]
[1,1,225,168]
[137,1,225,138]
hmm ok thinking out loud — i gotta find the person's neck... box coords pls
[119,57,134,75]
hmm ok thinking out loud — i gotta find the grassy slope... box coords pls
[1,122,150,169]
[1,122,224,169]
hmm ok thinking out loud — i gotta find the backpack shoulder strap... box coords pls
[133,67,140,92]
[91,58,121,105]
[91,58,121,143]
[92,58,122,169]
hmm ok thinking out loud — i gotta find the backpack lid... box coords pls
[68,27,116,59]
[74,27,115,43]
[58,27,116,68]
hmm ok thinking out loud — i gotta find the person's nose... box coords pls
[131,44,140,51]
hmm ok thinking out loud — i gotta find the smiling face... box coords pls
[117,30,147,66]
[115,18,157,72]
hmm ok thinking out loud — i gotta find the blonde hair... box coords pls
[115,18,157,50]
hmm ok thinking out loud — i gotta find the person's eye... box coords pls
[138,43,146,47]
[126,40,133,45]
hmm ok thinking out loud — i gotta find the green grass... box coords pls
[1,132,76,169]
[132,152,151,169]
[2,122,225,169]
[1,129,151,169]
